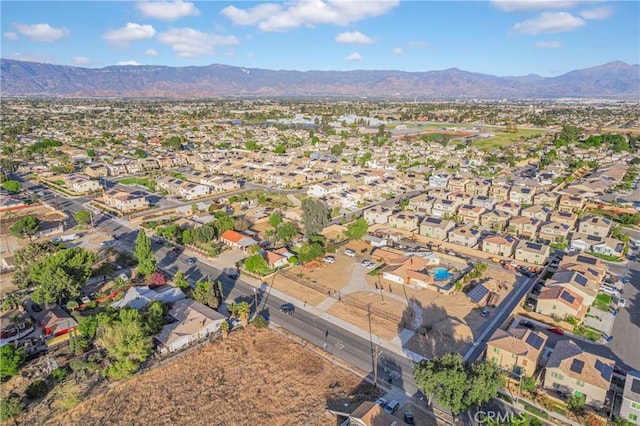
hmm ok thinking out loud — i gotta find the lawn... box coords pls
[521,400,550,420]
[593,294,612,311]
[586,251,623,262]
[118,177,156,191]
[573,325,601,341]
[472,128,545,149]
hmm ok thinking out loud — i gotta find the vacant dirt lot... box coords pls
[327,301,399,341]
[269,272,327,307]
[288,254,356,293]
[48,328,380,426]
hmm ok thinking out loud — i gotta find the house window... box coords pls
[576,380,584,387]
[574,391,585,398]
[551,372,564,380]
[493,348,500,353]
[552,305,557,310]
[629,413,638,422]
[631,402,640,410]
[492,357,499,364]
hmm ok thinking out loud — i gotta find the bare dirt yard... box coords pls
[287,255,356,293]
[327,301,400,341]
[45,327,381,426]
[269,272,327,307]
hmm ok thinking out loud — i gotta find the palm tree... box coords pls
[113,276,130,292]
[234,302,251,326]
[220,320,229,338]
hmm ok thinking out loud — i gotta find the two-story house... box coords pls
[364,206,393,225]
[480,210,512,232]
[432,198,460,219]
[533,191,560,208]
[447,176,469,193]
[489,183,511,201]
[428,173,450,188]
[495,200,521,217]
[419,217,455,241]
[539,221,571,245]
[482,235,518,257]
[521,205,551,222]
[465,179,491,196]
[486,327,547,377]
[102,189,148,213]
[578,215,612,237]
[537,286,586,321]
[544,340,615,408]
[408,193,436,215]
[458,204,485,226]
[558,195,586,213]
[550,210,578,229]
[509,186,535,205]
[388,212,420,232]
[65,174,101,194]
[515,241,550,265]
[471,195,498,210]
[448,225,481,248]
[620,370,640,425]
[508,216,541,240]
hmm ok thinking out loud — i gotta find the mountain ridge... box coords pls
[1,59,638,100]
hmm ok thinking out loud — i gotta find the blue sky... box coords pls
[1,1,638,76]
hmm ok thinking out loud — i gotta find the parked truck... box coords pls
[52,234,79,243]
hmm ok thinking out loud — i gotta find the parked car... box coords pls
[228,270,239,280]
[481,308,490,317]
[185,257,197,265]
[323,256,335,264]
[345,249,356,257]
[172,246,182,253]
[99,240,114,247]
[384,400,400,414]
[599,285,619,296]
[280,303,295,314]
[617,298,627,308]
[375,397,387,407]
[547,327,565,335]
[361,260,370,266]
[403,412,416,425]
[520,320,536,330]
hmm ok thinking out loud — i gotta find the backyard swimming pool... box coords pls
[430,267,453,281]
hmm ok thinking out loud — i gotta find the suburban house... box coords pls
[408,193,436,215]
[447,176,469,193]
[431,198,460,218]
[111,286,186,310]
[220,230,258,251]
[155,299,227,354]
[533,192,559,208]
[106,161,128,176]
[35,305,78,336]
[472,195,498,210]
[548,270,598,307]
[560,253,607,278]
[489,183,511,200]
[544,340,615,408]
[102,189,148,213]
[578,216,612,237]
[458,204,485,226]
[0,310,33,345]
[515,241,550,265]
[448,225,481,248]
[509,186,535,205]
[379,254,438,289]
[590,237,624,258]
[388,212,420,232]
[481,210,512,232]
[508,216,541,240]
[558,195,585,213]
[178,181,210,200]
[465,179,491,196]
[347,401,401,426]
[482,235,518,257]
[306,180,349,197]
[262,249,289,269]
[428,173,450,188]
[64,174,101,194]
[494,200,521,217]
[447,191,473,206]
[363,206,393,225]
[539,221,571,244]
[521,205,552,222]
[550,210,578,228]
[620,370,640,425]
[419,217,455,241]
[486,327,547,377]
[536,286,586,321]
[84,164,108,178]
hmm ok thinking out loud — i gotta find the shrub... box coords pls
[252,315,269,329]
[25,379,49,399]
[0,396,25,422]
[51,367,68,382]
[69,359,87,372]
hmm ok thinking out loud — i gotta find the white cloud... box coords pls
[335,31,373,44]
[3,32,19,41]
[116,61,141,66]
[73,56,91,65]
[512,12,585,35]
[392,47,404,55]
[5,52,55,63]
[580,5,614,20]
[137,0,200,21]
[157,27,239,58]
[14,23,69,42]
[407,40,429,49]
[344,52,362,61]
[221,0,399,32]
[144,48,159,57]
[491,0,582,12]
[103,23,156,47]
[534,40,562,48]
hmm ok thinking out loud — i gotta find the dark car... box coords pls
[172,246,182,253]
[228,271,239,280]
[547,327,564,335]
[404,412,416,425]
[280,303,295,314]
[521,320,536,330]
[185,257,196,265]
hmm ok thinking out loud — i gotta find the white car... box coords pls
[323,256,335,264]
[617,298,627,308]
[345,249,356,257]
[600,285,619,296]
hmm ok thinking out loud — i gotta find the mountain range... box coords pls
[1,59,638,100]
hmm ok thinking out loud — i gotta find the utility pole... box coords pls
[373,345,382,388]
[377,272,384,302]
[367,304,376,385]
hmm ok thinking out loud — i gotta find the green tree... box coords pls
[277,222,298,242]
[134,148,147,158]
[330,143,343,155]
[345,217,368,240]
[73,210,92,225]
[520,375,537,393]
[0,345,25,382]
[134,229,156,277]
[269,212,283,230]
[295,242,324,263]
[465,361,505,407]
[414,353,469,414]
[567,393,586,416]
[228,301,251,326]
[142,301,167,335]
[9,216,40,239]
[30,247,98,305]
[191,278,223,309]
[212,214,234,236]
[274,144,286,154]
[172,271,191,292]
[2,180,21,193]
[182,229,194,245]
[12,242,60,289]
[97,308,152,379]
[244,254,271,275]
[0,396,25,422]
[301,198,329,237]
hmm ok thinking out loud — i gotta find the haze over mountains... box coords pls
[1,59,638,100]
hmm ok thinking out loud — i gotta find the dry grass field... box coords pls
[47,327,380,426]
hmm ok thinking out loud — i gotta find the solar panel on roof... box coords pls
[595,360,613,382]
[577,255,597,265]
[587,268,598,276]
[570,359,585,374]
[561,291,575,304]
[632,378,640,394]
[529,243,542,250]
[575,275,588,287]
[525,333,544,350]
[468,284,489,303]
